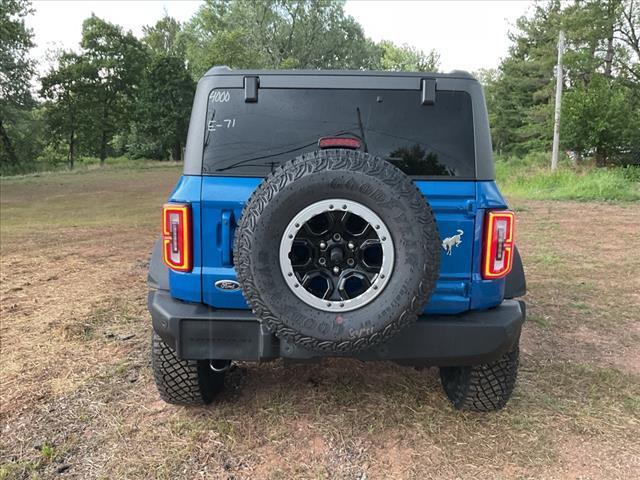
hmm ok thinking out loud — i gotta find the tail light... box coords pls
[482,210,515,279]
[162,203,192,272]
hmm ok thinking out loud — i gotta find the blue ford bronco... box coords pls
[148,67,526,411]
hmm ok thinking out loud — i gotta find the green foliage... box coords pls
[0,0,34,110]
[181,0,379,76]
[1,0,36,169]
[79,15,149,162]
[40,443,56,461]
[142,14,185,56]
[38,17,149,168]
[562,74,640,164]
[376,40,439,72]
[180,0,437,77]
[496,153,640,201]
[484,1,563,155]
[484,0,640,163]
[133,54,195,160]
[40,52,93,169]
[621,164,640,182]
[0,106,46,176]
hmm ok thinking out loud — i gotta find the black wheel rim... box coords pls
[279,199,394,312]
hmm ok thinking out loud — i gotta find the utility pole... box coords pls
[551,30,565,171]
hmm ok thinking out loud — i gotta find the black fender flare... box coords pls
[504,246,526,299]
[148,237,169,291]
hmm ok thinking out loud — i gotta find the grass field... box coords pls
[1,166,639,479]
[495,154,640,202]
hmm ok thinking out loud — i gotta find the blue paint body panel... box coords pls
[167,175,510,315]
[200,177,262,309]
[414,180,475,314]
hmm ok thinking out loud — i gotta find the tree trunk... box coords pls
[100,129,107,165]
[100,101,109,165]
[604,33,615,78]
[594,149,607,167]
[68,128,75,170]
[0,118,18,166]
[68,109,76,170]
[604,0,616,78]
[173,141,181,161]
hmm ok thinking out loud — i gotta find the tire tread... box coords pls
[233,149,440,353]
[151,332,223,405]
[440,344,519,411]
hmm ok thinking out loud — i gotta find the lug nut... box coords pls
[333,233,341,241]
[348,241,355,250]
[319,257,326,266]
[333,266,340,274]
[347,258,355,267]
[319,241,327,249]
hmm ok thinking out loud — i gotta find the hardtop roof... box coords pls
[202,66,478,82]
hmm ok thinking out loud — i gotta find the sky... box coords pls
[27,0,535,74]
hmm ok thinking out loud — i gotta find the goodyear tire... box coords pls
[233,149,440,353]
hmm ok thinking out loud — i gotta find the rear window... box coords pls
[202,88,475,177]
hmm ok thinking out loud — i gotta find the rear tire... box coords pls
[439,343,519,411]
[151,332,225,405]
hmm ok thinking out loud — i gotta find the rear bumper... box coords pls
[149,289,525,366]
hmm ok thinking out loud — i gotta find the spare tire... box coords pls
[233,149,440,353]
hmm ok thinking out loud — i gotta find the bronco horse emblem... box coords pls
[442,229,464,256]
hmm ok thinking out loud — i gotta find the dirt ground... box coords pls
[1,166,639,479]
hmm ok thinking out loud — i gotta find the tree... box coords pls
[562,74,640,165]
[142,14,185,56]
[560,0,640,163]
[484,0,639,162]
[182,0,379,77]
[79,15,148,163]
[133,54,195,160]
[376,40,440,72]
[40,52,93,169]
[616,0,640,82]
[235,0,379,69]
[0,0,35,168]
[484,1,563,155]
[181,1,255,76]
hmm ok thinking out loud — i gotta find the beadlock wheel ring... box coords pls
[279,198,395,312]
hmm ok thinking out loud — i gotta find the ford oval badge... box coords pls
[215,280,241,291]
